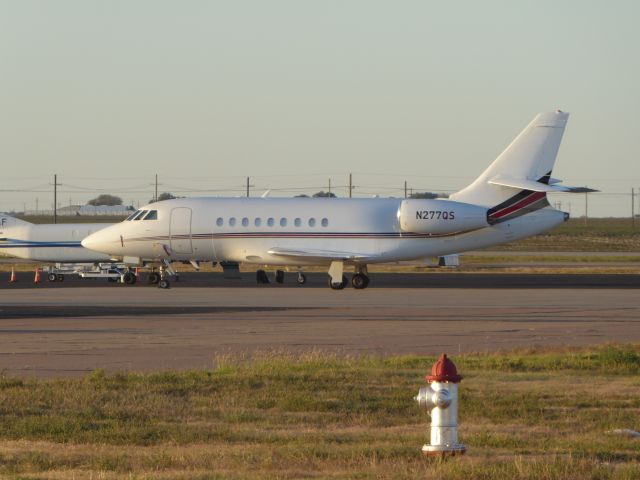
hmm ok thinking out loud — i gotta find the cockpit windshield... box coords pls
[133,210,148,221]
[143,210,158,220]
[125,210,140,221]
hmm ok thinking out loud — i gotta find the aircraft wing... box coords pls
[489,175,598,193]
[267,247,378,261]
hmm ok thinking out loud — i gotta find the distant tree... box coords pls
[294,194,310,198]
[149,192,178,203]
[87,194,123,206]
[409,192,449,199]
[312,191,337,198]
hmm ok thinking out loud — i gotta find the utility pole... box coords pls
[349,173,352,198]
[155,174,158,202]
[328,178,331,195]
[584,192,588,226]
[632,188,636,228]
[35,198,39,214]
[246,177,250,197]
[53,174,57,224]
[404,181,407,199]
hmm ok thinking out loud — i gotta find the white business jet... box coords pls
[0,215,128,282]
[82,110,594,289]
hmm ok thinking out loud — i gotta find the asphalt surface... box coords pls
[0,283,639,378]
[2,270,640,289]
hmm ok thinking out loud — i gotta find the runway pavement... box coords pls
[2,270,640,289]
[0,284,638,378]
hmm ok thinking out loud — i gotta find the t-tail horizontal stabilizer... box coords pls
[488,175,598,193]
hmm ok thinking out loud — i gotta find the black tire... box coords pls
[275,270,285,284]
[256,269,270,284]
[351,273,369,289]
[57,274,64,282]
[328,274,348,290]
[148,272,161,285]
[158,279,170,289]
[47,273,57,282]
[297,273,307,285]
[123,271,137,285]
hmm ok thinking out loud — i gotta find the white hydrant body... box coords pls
[415,354,466,456]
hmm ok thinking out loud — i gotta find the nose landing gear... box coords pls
[156,261,174,289]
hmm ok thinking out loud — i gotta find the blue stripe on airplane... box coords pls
[0,240,83,248]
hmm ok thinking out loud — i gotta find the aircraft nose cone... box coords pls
[82,231,107,252]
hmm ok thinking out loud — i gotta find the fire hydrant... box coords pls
[415,353,466,457]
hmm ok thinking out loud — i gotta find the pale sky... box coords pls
[1,1,639,216]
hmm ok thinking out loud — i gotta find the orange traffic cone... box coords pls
[34,267,41,284]
[10,267,17,283]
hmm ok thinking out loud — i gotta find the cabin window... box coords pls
[143,210,158,220]
[280,217,287,227]
[133,210,148,221]
[242,217,249,227]
[308,218,316,227]
[229,217,236,227]
[126,210,140,221]
[216,217,223,227]
[294,218,301,227]
[267,217,274,227]
[321,218,329,227]
[254,218,262,227]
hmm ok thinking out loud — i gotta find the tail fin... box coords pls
[450,110,569,208]
[0,214,32,229]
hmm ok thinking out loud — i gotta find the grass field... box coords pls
[1,345,639,479]
[484,218,640,252]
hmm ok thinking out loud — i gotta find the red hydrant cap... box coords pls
[426,353,463,383]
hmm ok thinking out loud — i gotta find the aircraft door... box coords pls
[170,207,193,254]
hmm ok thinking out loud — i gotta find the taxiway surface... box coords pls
[1,281,638,378]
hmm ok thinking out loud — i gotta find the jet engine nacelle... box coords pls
[399,199,489,235]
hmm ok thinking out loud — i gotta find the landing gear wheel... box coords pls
[297,273,307,285]
[47,273,57,282]
[158,279,170,289]
[256,269,270,284]
[328,274,348,290]
[148,272,161,285]
[275,270,285,284]
[57,274,64,282]
[351,273,369,289]
[123,271,137,285]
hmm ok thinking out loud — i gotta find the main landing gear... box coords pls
[351,273,370,290]
[327,261,370,290]
[328,274,348,290]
